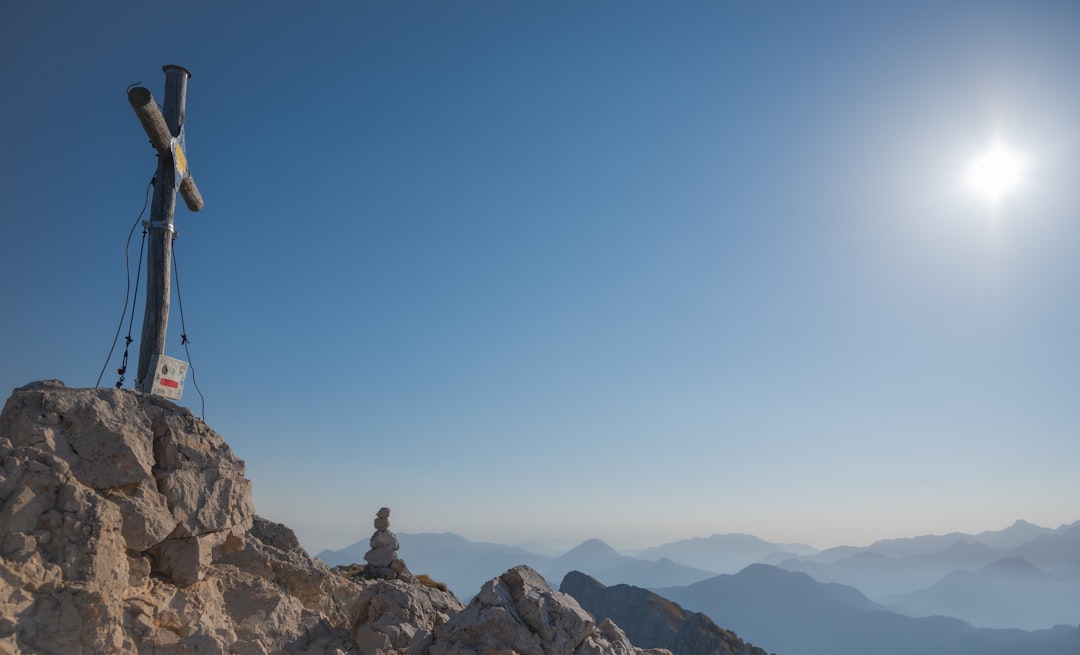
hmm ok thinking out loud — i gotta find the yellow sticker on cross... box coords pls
[171,137,189,182]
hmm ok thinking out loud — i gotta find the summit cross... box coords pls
[127,65,205,393]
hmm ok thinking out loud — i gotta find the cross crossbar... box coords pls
[127,87,204,212]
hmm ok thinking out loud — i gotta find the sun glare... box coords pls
[966,143,1026,205]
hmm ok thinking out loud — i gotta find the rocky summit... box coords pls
[0,381,671,655]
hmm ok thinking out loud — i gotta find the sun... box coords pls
[966,143,1026,205]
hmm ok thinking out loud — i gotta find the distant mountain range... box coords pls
[316,532,717,599]
[776,520,1080,629]
[883,555,1080,630]
[655,564,1080,655]
[316,532,538,598]
[315,518,1080,632]
[637,533,817,573]
[812,520,1080,566]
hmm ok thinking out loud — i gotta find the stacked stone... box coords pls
[363,507,415,582]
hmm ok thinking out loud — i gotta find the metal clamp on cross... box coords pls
[127,65,205,396]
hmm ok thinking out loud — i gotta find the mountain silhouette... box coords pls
[885,556,1078,630]
[639,534,810,573]
[658,564,1080,655]
[317,532,716,599]
[561,570,771,655]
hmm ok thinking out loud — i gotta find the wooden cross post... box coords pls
[127,65,205,392]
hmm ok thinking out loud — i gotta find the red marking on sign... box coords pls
[160,378,180,389]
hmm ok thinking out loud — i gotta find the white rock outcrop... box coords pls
[428,565,665,655]
[0,381,662,655]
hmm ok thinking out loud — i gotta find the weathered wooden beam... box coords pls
[135,65,195,393]
[127,87,171,149]
[178,177,204,213]
[127,86,205,213]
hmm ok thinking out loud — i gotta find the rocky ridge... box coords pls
[560,571,771,655]
[0,381,673,655]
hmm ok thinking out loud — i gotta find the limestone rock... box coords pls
[104,478,177,551]
[0,380,252,560]
[0,441,129,591]
[429,565,658,655]
[0,382,665,655]
[0,383,389,653]
[353,578,462,655]
[580,619,650,655]
[147,397,254,538]
[250,514,308,557]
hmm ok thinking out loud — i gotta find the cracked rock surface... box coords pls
[0,381,664,655]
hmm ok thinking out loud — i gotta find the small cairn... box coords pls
[363,507,415,582]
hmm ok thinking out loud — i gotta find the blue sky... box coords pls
[3,1,1079,553]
